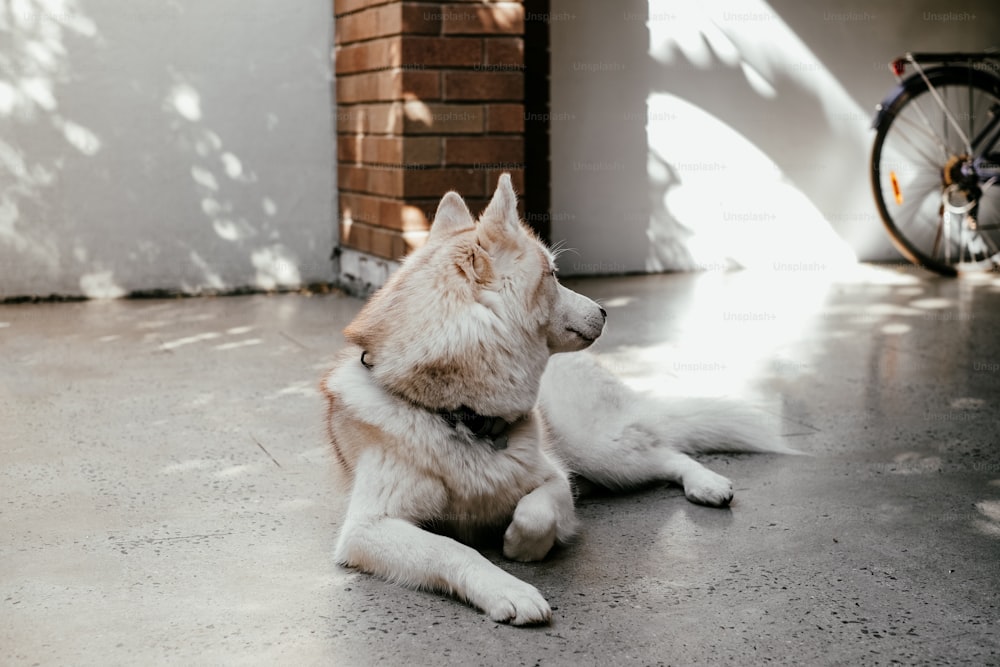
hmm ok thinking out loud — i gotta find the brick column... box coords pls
[334,0,525,289]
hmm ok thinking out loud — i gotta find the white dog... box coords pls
[321,174,790,625]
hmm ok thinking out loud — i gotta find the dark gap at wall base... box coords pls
[0,283,345,304]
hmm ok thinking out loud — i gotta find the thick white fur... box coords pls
[321,174,790,626]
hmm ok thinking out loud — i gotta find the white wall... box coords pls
[550,0,1000,274]
[0,0,335,298]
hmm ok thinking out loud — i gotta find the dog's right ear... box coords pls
[428,191,474,242]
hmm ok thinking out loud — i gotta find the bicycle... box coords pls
[870,51,1000,275]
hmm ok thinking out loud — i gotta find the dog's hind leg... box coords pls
[549,416,736,506]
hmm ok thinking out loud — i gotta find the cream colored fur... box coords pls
[321,174,790,625]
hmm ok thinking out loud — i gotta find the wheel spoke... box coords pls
[891,112,950,163]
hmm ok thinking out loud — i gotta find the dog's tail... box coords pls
[631,394,803,456]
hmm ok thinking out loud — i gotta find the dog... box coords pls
[321,174,791,625]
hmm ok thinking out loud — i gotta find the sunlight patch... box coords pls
[212,219,241,241]
[252,245,301,289]
[21,77,56,111]
[880,322,911,335]
[170,83,201,121]
[79,270,125,299]
[973,501,1000,538]
[61,120,101,155]
[601,296,636,308]
[159,331,221,351]
[0,81,16,116]
[161,459,215,474]
[221,152,243,179]
[214,338,262,351]
[910,298,952,310]
[191,166,218,190]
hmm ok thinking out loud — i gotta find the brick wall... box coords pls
[334,0,526,261]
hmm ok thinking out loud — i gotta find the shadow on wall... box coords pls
[550,0,1000,275]
[0,0,333,299]
[644,0,866,272]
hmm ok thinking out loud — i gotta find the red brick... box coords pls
[339,192,436,231]
[335,35,483,74]
[336,3,439,45]
[339,192,382,226]
[337,71,393,103]
[335,0,395,19]
[337,103,405,134]
[335,38,400,75]
[401,36,483,67]
[404,136,442,164]
[484,37,523,66]
[360,136,405,164]
[336,4,400,44]
[401,69,440,100]
[338,163,369,191]
[402,103,483,134]
[370,225,410,260]
[340,218,372,252]
[441,3,524,35]
[400,3,443,35]
[336,106,371,134]
[366,167,405,196]
[338,134,363,163]
[341,220,410,260]
[344,135,444,166]
[443,71,523,101]
[337,69,439,103]
[344,163,453,196]
[404,168,485,197]
[485,103,523,133]
[444,136,524,166]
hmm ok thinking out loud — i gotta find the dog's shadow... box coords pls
[494,477,737,577]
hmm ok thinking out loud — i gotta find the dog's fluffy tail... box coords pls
[541,353,802,461]
[632,394,801,456]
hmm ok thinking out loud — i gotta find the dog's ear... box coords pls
[456,243,494,285]
[429,191,474,242]
[477,173,519,249]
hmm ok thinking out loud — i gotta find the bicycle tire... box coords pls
[870,66,1000,275]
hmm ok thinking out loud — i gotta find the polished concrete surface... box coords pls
[2,264,999,666]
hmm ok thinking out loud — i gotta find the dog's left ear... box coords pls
[429,191,474,242]
[477,173,520,249]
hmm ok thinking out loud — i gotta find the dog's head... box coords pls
[344,174,606,418]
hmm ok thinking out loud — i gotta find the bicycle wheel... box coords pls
[870,66,1000,275]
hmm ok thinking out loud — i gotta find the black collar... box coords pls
[360,351,512,450]
[437,407,512,450]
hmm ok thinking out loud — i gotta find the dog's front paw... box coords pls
[481,580,552,626]
[683,468,734,507]
[503,503,557,562]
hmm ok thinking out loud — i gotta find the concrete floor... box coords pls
[2,264,999,666]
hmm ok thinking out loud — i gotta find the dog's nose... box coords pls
[599,306,607,319]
